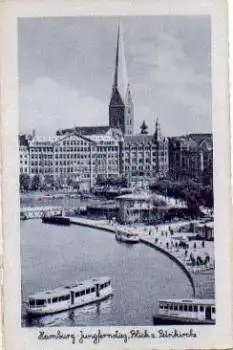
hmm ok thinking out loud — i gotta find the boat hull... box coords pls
[42,216,71,226]
[153,314,215,325]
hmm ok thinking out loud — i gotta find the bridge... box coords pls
[20,206,86,219]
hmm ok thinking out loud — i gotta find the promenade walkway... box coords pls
[69,216,215,298]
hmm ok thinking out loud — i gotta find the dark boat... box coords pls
[42,215,71,226]
[20,212,28,221]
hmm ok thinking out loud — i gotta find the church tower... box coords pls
[109,25,134,135]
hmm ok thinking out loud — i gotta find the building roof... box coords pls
[169,133,212,147]
[30,135,59,143]
[19,134,29,147]
[123,134,167,145]
[124,134,154,145]
[88,134,118,143]
[56,125,111,136]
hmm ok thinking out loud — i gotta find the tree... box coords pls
[31,175,43,191]
[19,173,31,192]
[53,176,63,190]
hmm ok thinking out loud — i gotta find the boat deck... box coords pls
[29,276,110,299]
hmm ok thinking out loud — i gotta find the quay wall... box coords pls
[140,237,196,297]
[69,217,196,297]
[70,218,115,234]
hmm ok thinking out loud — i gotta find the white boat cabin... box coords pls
[158,299,215,322]
[27,276,112,315]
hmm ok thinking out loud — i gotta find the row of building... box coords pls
[19,125,213,189]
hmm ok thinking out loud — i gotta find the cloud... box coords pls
[18,18,212,137]
[19,77,108,135]
[130,33,212,135]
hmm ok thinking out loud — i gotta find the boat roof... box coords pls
[29,276,110,299]
[159,298,214,305]
[119,231,138,236]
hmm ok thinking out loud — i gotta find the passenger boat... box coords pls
[26,276,113,316]
[153,298,215,325]
[42,215,71,226]
[115,230,139,244]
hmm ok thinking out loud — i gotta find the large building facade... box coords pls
[119,119,169,186]
[168,134,213,185]
[19,128,121,189]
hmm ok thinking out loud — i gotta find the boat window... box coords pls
[200,306,204,312]
[164,304,168,310]
[80,290,85,296]
[86,288,90,295]
[52,297,58,303]
[159,304,164,309]
[179,305,183,311]
[100,284,104,289]
[91,287,95,293]
[29,299,35,306]
[194,305,198,312]
[169,304,173,310]
[75,291,80,297]
[36,299,45,306]
[174,305,178,311]
[188,305,193,312]
[47,299,51,304]
[184,305,188,311]
[212,307,215,314]
[65,295,70,300]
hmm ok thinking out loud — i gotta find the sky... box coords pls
[18,16,212,137]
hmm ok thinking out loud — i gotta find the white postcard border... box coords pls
[1,1,232,349]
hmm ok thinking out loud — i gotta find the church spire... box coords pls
[109,24,134,135]
[112,24,128,102]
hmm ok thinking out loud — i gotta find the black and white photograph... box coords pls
[19,15,215,327]
[1,1,232,349]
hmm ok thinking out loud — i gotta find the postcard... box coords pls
[1,0,232,349]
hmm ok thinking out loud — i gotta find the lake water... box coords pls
[21,219,195,327]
